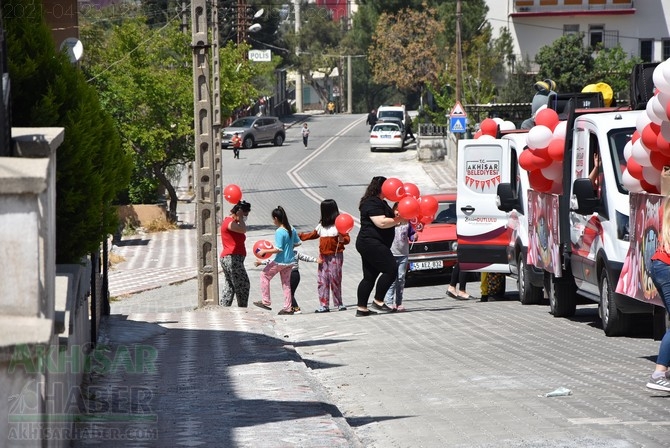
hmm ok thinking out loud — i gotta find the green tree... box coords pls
[368,6,445,102]
[592,45,641,102]
[4,0,132,263]
[535,33,594,93]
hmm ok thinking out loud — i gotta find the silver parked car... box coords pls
[221,116,286,149]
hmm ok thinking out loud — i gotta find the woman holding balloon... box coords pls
[299,199,351,313]
[219,200,252,307]
[355,176,406,317]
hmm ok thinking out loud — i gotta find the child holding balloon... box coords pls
[299,199,351,312]
[384,202,417,311]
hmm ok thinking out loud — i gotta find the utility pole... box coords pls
[455,0,463,105]
[347,55,352,114]
[191,0,219,307]
[237,0,247,45]
[294,0,303,113]
[212,0,222,221]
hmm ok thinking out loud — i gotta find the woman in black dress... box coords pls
[355,176,404,317]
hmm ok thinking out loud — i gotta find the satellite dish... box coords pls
[60,37,84,63]
[248,23,262,33]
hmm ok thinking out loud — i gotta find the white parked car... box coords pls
[370,122,404,152]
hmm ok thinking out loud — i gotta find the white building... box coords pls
[486,0,670,66]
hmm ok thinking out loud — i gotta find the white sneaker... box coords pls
[646,371,670,392]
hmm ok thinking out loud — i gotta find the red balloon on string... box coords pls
[403,182,421,199]
[223,184,243,204]
[398,196,420,219]
[382,177,405,201]
[418,195,439,219]
[253,240,274,259]
[480,118,498,137]
[335,213,355,234]
[528,169,553,192]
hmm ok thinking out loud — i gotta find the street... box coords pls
[83,113,669,448]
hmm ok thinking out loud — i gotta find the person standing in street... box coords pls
[647,198,670,392]
[219,200,252,307]
[301,123,310,148]
[355,176,404,317]
[447,263,474,300]
[231,132,242,159]
[299,199,350,313]
[253,206,302,315]
[384,202,416,312]
[366,109,378,132]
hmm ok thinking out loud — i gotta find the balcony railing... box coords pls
[514,0,634,13]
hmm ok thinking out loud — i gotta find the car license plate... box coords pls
[409,260,443,271]
[381,135,391,139]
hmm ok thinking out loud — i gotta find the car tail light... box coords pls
[371,134,378,139]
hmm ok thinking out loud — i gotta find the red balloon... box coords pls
[650,150,670,170]
[534,108,559,132]
[528,169,553,192]
[642,124,659,151]
[533,147,553,169]
[398,196,420,219]
[252,240,274,259]
[420,214,434,224]
[640,178,660,194]
[223,184,243,204]
[335,213,354,234]
[519,148,546,171]
[403,182,421,199]
[480,118,498,137]
[657,133,670,157]
[547,138,565,162]
[627,156,644,180]
[474,130,483,139]
[631,130,640,144]
[418,195,439,219]
[382,177,405,201]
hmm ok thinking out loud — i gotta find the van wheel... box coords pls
[545,272,576,317]
[518,253,543,305]
[243,136,254,149]
[599,268,630,336]
[273,134,284,146]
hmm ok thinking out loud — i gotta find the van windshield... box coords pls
[608,127,635,193]
[378,111,404,121]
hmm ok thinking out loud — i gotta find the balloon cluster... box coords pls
[381,178,439,225]
[518,108,567,194]
[620,62,670,194]
[473,117,516,140]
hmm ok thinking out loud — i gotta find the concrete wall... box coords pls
[0,127,91,447]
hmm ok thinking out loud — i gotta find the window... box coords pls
[563,24,579,36]
[589,25,604,48]
[663,39,670,61]
[640,39,653,62]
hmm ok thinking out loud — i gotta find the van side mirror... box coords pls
[572,178,599,215]
[496,183,518,212]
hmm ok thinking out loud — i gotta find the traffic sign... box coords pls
[450,101,467,117]
[450,116,467,133]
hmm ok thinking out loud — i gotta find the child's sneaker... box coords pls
[396,305,406,312]
[338,305,347,311]
[292,306,302,314]
[315,306,330,313]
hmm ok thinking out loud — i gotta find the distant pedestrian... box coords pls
[219,200,252,307]
[355,176,404,317]
[255,249,321,314]
[447,263,474,300]
[479,272,506,302]
[253,206,302,315]
[327,101,335,114]
[366,109,378,132]
[384,202,416,312]
[231,132,242,159]
[299,199,350,313]
[647,198,670,392]
[301,123,310,148]
[404,113,416,142]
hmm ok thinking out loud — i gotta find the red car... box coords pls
[407,193,458,282]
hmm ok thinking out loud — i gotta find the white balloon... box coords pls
[654,62,670,95]
[541,162,563,181]
[642,165,661,185]
[646,95,664,125]
[622,169,644,192]
[493,117,504,124]
[527,125,553,149]
[499,120,516,131]
[553,121,567,139]
[663,61,670,90]
[623,140,633,162]
[636,110,652,133]
[477,134,496,141]
[658,92,670,112]
[632,139,652,167]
